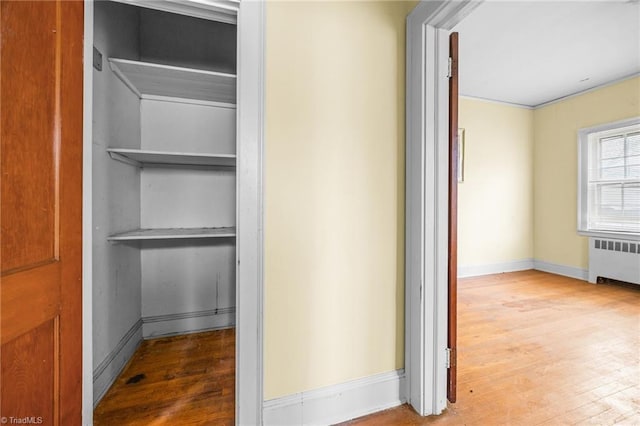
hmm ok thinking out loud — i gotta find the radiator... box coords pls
[588,237,640,285]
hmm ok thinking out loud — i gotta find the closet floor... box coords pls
[94,328,235,426]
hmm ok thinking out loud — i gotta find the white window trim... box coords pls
[577,116,640,241]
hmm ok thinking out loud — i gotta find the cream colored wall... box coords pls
[262,0,638,401]
[264,1,416,399]
[533,76,640,270]
[458,98,534,267]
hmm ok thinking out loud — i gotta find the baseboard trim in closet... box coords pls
[142,307,236,339]
[263,369,405,426]
[93,318,143,407]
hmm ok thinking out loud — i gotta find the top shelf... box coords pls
[109,58,236,104]
[109,0,239,25]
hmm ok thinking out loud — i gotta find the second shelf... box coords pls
[108,227,236,241]
[107,148,236,168]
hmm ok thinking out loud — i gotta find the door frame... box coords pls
[81,1,265,424]
[405,0,481,416]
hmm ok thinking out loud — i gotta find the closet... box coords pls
[91,0,238,406]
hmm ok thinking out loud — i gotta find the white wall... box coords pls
[92,1,142,403]
[139,99,237,337]
[139,8,236,73]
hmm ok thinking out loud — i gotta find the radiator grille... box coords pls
[594,239,639,254]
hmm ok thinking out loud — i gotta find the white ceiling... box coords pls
[453,1,640,107]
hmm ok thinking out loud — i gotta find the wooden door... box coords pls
[1,1,83,424]
[447,31,459,404]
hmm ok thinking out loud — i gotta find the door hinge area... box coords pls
[447,57,453,78]
[445,347,451,368]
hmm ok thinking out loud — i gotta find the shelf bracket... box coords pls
[108,59,142,98]
[108,150,142,168]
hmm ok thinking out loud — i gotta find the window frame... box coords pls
[577,116,640,241]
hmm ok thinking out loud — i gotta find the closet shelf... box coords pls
[108,58,236,104]
[107,148,236,168]
[108,227,236,241]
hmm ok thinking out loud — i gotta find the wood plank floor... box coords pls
[344,270,640,425]
[94,271,639,425]
[94,328,235,426]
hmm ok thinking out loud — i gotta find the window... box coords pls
[578,117,640,237]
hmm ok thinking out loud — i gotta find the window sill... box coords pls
[578,230,640,241]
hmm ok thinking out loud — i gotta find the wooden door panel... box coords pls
[1,320,58,424]
[1,1,83,424]
[1,0,59,274]
[1,263,61,345]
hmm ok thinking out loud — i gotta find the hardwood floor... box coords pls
[344,270,640,425]
[94,271,639,425]
[94,328,235,426]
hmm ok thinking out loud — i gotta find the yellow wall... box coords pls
[264,1,415,399]
[458,98,534,267]
[262,0,637,401]
[533,77,640,269]
[459,78,640,271]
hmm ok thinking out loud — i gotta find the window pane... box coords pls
[623,185,640,232]
[600,184,622,206]
[602,157,625,168]
[628,154,640,166]
[625,184,640,210]
[627,132,640,156]
[598,184,623,220]
[600,136,624,159]
[600,156,625,179]
[626,135,640,178]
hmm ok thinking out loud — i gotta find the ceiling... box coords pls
[452,1,640,108]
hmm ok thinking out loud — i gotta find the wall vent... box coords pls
[593,239,639,254]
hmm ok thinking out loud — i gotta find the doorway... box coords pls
[404,0,481,416]
[81,1,264,423]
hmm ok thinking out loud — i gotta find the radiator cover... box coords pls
[588,237,640,285]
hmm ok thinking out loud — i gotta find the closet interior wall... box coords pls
[92,1,237,405]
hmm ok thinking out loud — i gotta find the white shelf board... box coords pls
[108,227,236,241]
[109,58,236,104]
[109,0,239,25]
[107,148,236,168]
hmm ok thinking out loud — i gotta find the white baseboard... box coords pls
[458,258,589,282]
[93,319,143,406]
[533,259,588,281]
[263,369,405,426]
[142,307,235,339]
[458,258,534,278]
